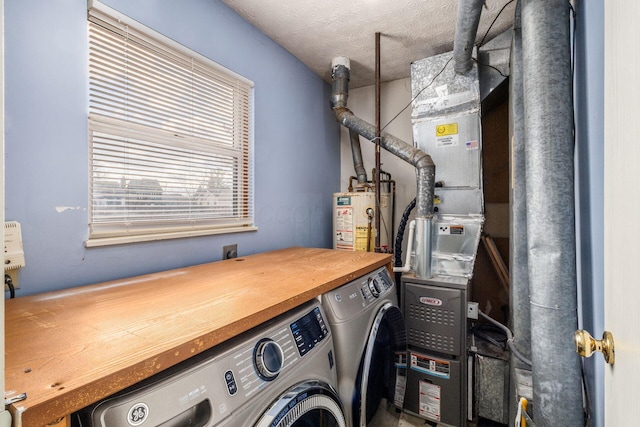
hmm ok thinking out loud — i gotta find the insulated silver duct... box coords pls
[509,0,531,374]
[453,0,484,74]
[331,57,435,278]
[508,2,533,423]
[521,0,584,425]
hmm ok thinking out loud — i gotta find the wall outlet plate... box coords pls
[223,244,238,260]
[467,302,479,320]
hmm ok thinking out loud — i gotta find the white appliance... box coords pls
[333,192,393,252]
[320,266,407,427]
[73,301,345,427]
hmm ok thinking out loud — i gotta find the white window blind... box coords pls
[87,4,255,247]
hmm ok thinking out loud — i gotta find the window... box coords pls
[86,2,255,247]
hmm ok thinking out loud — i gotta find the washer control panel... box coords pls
[84,302,333,427]
[290,305,329,357]
[226,306,329,399]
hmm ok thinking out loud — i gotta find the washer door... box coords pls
[255,380,346,427]
[354,303,407,427]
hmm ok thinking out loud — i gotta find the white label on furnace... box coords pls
[419,381,441,422]
[436,134,458,148]
[438,225,465,236]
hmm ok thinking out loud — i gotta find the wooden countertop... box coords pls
[5,247,391,427]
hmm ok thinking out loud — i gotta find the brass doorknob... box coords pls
[574,330,615,365]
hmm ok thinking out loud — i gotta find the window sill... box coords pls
[84,225,258,248]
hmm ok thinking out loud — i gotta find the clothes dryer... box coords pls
[73,300,345,427]
[320,266,407,427]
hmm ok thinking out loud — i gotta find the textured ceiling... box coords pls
[221,0,516,88]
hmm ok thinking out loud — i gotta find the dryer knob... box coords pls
[254,339,284,380]
[368,277,381,298]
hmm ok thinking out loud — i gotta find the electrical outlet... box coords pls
[222,244,238,260]
[467,302,479,320]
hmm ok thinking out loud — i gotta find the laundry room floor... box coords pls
[370,400,508,427]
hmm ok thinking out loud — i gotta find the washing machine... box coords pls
[72,300,346,427]
[320,266,407,427]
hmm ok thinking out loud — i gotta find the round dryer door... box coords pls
[255,380,346,427]
[354,303,407,427]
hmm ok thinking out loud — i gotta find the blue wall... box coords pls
[575,0,604,425]
[4,0,340,296]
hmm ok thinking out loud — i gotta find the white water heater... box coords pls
[333,192,392,252]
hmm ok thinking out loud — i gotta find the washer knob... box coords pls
[254,339,284,380]
[368,277,381,298]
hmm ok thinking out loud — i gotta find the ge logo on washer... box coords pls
[128,403,149,426]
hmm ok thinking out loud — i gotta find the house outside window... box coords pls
[87,2,255,247]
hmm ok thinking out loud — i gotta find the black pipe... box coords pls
[394,198,416,302]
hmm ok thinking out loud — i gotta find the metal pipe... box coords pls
[509,0,531,370]
[521,0,584,425]
[413,217,432,280]
[509,2,531,372]
[389,178,396,253]
[332,109,435,218]
[331,57,435,278]
[349,130,368,185]
[453,0,484,74]
[508,2,532,424]
[375,32,382,251]
[366,207,374,252]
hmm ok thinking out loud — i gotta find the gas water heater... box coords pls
[333,191,392,252]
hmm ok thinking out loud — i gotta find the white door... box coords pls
[604,0,640,424]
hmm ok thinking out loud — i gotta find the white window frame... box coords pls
[86,0,256,247]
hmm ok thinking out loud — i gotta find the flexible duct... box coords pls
[521,0,584,425]
[331,57,435,279]
[453,0,484,74]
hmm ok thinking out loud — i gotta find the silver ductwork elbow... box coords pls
[331,57,435,279]
[453,0,484,75]
[332,58,368,185]
[331,57,351,109]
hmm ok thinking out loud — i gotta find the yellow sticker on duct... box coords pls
[435,123,458,137]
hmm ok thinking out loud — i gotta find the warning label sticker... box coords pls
[419,380,441,422]
[437,224,465,236]
[410,353,451,379]
[335,207,353,249]
[435,123,459,148]
[394,368,407,408]
[355,226,373,252]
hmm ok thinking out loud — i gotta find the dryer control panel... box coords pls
[321,267,395,322]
